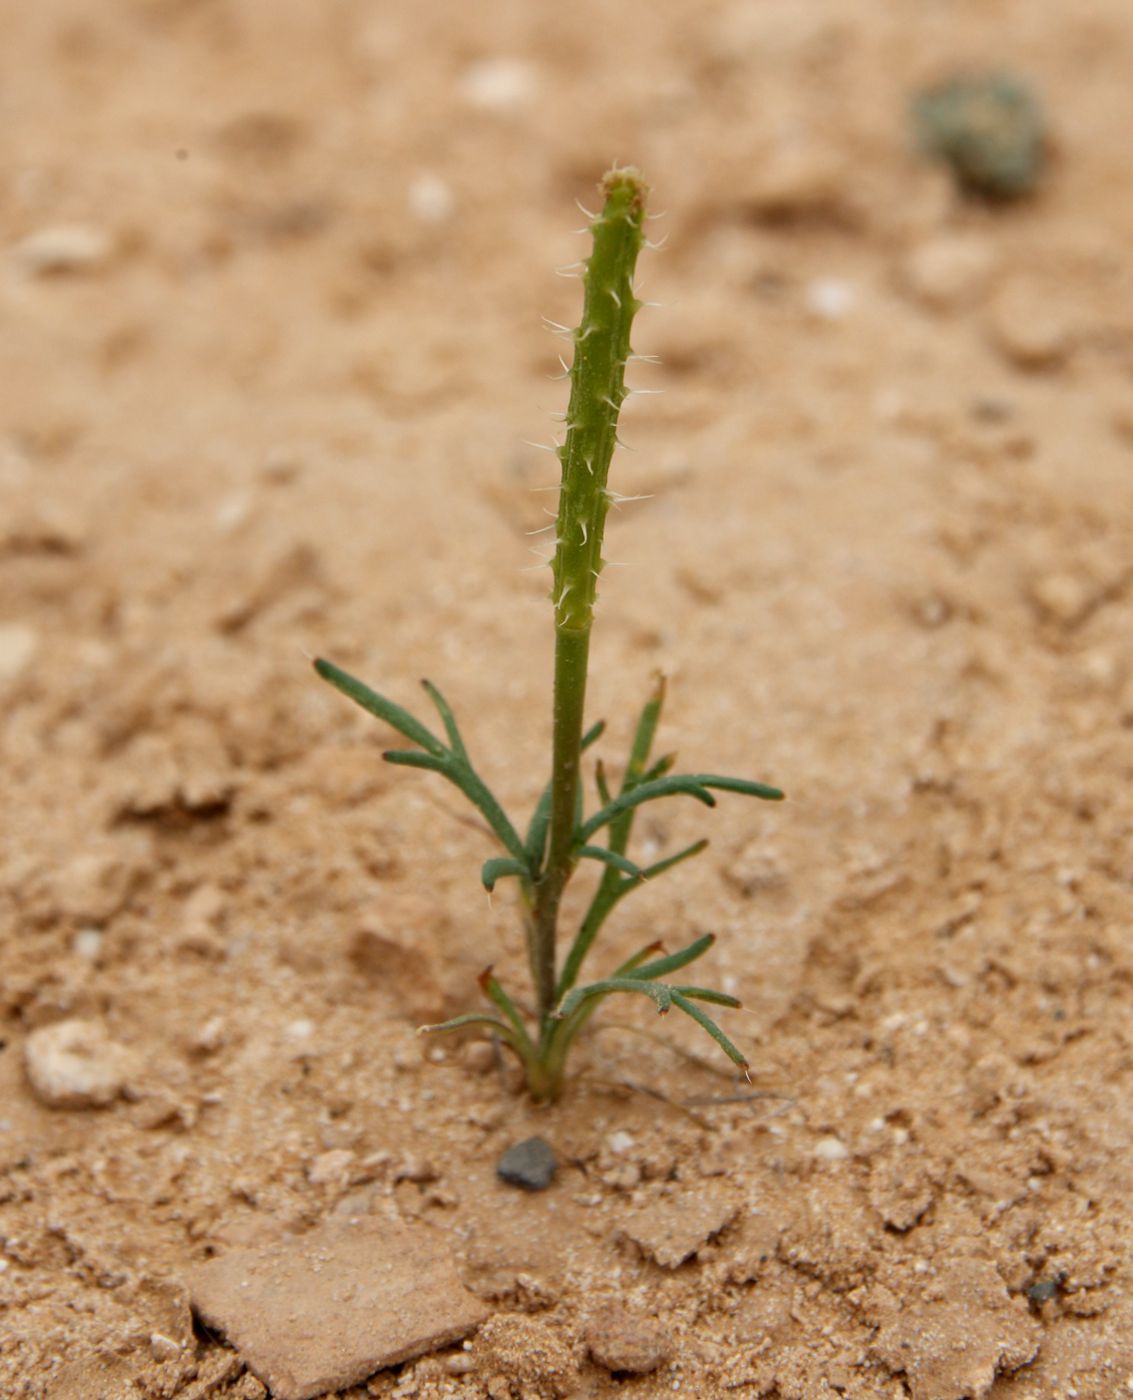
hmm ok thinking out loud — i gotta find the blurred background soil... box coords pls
[3,1,1133,1397]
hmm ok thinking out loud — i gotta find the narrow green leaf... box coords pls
[384,751,528,864]
[581,719,608,753]
[418,1012,531,1068]
[421,678,468,761]
[595,759,612,807]
[673,984,742,1008]
[632,932,716,981]
[318,661,527,862]
[642,753,676,783]
[383,749,448,772]
[480,970,538,1059]
[314,659,447,758]
[557,976,673,1020]
[559,841,706,1002]
[638,838,709,882]
[481,856,531,892]
[418,1012,511,1037]
[577,845,644,880]
[692,773,785,802]
[439,763,527,860]
[526,723,605,864]
[576,775,717,844]
[626,674,665,777]
[525,782,553,867]
[612,941,665,975]
[603,678,666,864]
[556,892,619,1000]
[671,990,748,1069]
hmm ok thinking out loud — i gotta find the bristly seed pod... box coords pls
[550,168,648,635]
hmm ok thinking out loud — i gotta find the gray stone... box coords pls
[912,74,1046,198]
[496,1136,557,1192]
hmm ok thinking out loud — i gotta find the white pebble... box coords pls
[806,279,855,321]
[0,624,38,681]
[307,1148,355,1185]
[72,928,103,961]
[24,1018,134,1109]
[408,173,455,225]
[458,58,537,112]
[903,234,995,311]
[14,223,114,275]
[214,491,253,532]
[149,1332,181,1363]
[989,281,1071,369]
[814,1135,850,1162]
[284,1018,314,1042]
[606,1130,635,1156]
[191,1016,226,1054]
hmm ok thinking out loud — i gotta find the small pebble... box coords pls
[260,446,303,483]
[214,491,253,532]
[1026,1277,1061,1304]
[903,234,995,310]
[149,1331,182,1363]
[805,278,855,321]
[394,1154,439,1184]
[989,283,1070,369]
[190,1016,226,1054]
[458,58,536,113]
[0,624,38,681]
[71,928,103,960]
[24,1018,134,1109]
[13,222,114,275]
[912,73,1046,198]
[814,1135,850,1162]
[586,1305,670,1375]
[496,1136,557,1192]
[744,141,848,220]
[408,173,455,225]
[459,1040,497,1075]
[1029,570,1095,627]
[307,1149,355,1186]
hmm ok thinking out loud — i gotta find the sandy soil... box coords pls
[4,2,1133,1397]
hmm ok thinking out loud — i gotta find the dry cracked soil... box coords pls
[4,2,1133,1398]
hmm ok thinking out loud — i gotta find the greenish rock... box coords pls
[912,73,1046,198]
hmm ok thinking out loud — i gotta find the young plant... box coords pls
[315,167,783,1101]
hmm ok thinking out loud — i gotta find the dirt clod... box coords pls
[584,1304,670,1374]
[188,1217,489,1400]
[869,1256,1040,1400]
[618,1184,739,1268]
[475,1313,580,1398]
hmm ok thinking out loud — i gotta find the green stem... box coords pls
[530,626,590,1020]
[529,168,648,1031]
